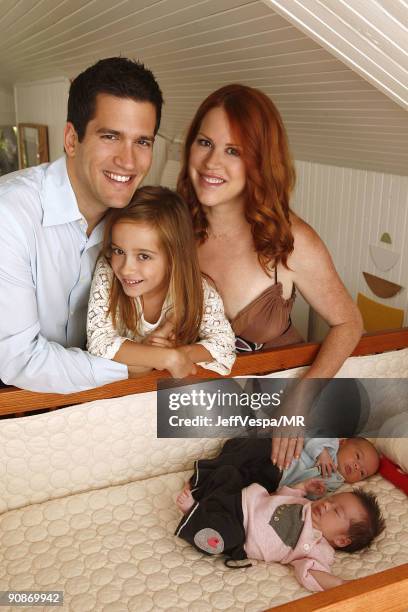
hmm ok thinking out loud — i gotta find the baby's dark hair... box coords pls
[340,489,385,553]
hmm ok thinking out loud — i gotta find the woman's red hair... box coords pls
[177,84,296,270]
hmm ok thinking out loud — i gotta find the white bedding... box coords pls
[0,348,407,611]
[0,473,406,611]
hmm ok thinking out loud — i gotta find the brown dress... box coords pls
[231,267,303,352]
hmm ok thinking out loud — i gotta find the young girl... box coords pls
[87,186,236,378]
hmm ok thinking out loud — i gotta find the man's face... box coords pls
[65,93,156,218]
[337,438,380,483]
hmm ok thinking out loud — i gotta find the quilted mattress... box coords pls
[0,348,407,611]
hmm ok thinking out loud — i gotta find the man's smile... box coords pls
[103,171,133,183]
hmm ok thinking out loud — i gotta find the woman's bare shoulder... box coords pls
[289,213,330,268]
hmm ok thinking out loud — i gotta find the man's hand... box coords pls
[292,477,326,497]
[315,448,337,478]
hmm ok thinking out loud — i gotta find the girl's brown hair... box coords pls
[177,83,296,271]
[102,186,203,345]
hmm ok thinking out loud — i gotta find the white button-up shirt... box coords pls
[0,157,127,393]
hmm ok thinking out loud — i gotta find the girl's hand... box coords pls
[315,448,337,478]
[143,318,176,348]
[166,348,197,378]
[145,336,174,348]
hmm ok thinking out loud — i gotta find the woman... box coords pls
[177,84,363,466]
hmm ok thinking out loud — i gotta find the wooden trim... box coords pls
[267,563,408,612]
[17,123,49,168]
[0,328,407,416]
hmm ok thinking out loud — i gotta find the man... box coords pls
[0,57,163,393]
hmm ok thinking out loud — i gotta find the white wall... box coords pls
[0,87,15,125]
[14,77,70,162]
[143,134,168,186]
[293,161,408,339]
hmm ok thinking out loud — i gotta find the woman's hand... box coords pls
[315,448,337,478]
[271,435,304,471]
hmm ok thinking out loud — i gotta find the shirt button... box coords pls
[303,543,310,551]
[70,310,74,315]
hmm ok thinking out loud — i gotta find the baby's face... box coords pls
[337,438,380,483]
[311,492,366,548]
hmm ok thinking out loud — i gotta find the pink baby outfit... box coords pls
[242,484,334,592]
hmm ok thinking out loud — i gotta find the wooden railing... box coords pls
[0,328,407,416]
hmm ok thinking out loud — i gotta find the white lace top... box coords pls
[86,257,236,375]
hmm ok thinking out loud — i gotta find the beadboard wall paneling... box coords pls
[142,134,168,187]
[267,0,408,109]
[14,78,70,162]
[0,0,406,176]
[293,160,408,339]
[0,87,15,125]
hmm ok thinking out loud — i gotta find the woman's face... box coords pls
[188,106,246,211]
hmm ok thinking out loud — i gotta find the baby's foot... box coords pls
[176,488,194,513]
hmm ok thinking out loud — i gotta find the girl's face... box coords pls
[188,106,246,211]
[110,221,169,302]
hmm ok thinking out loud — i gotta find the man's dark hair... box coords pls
[340,489,385,553]
[67,57,163,140]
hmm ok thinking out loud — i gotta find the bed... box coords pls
[0,329,407,612]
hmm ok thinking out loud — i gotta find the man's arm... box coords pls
[0,217,127,394]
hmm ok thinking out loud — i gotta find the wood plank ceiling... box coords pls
[0,0,407,175]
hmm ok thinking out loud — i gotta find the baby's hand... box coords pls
[294,477,326,497]
[315,448,337,478]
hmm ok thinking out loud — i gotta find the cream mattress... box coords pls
[0,473,407,612]
[0,348,407,611]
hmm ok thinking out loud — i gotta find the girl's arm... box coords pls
[136,280,235,374]
[87,257,130,361]
[191,278,237,375]
[113,340,197,378]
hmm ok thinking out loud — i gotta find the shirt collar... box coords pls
[42,157,82,227]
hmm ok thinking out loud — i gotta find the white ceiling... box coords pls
[0,0,407,175]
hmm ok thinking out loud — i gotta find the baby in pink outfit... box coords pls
[175,465,384,592]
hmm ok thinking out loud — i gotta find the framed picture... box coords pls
[18,123,49,169]
[0,126,18,176]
